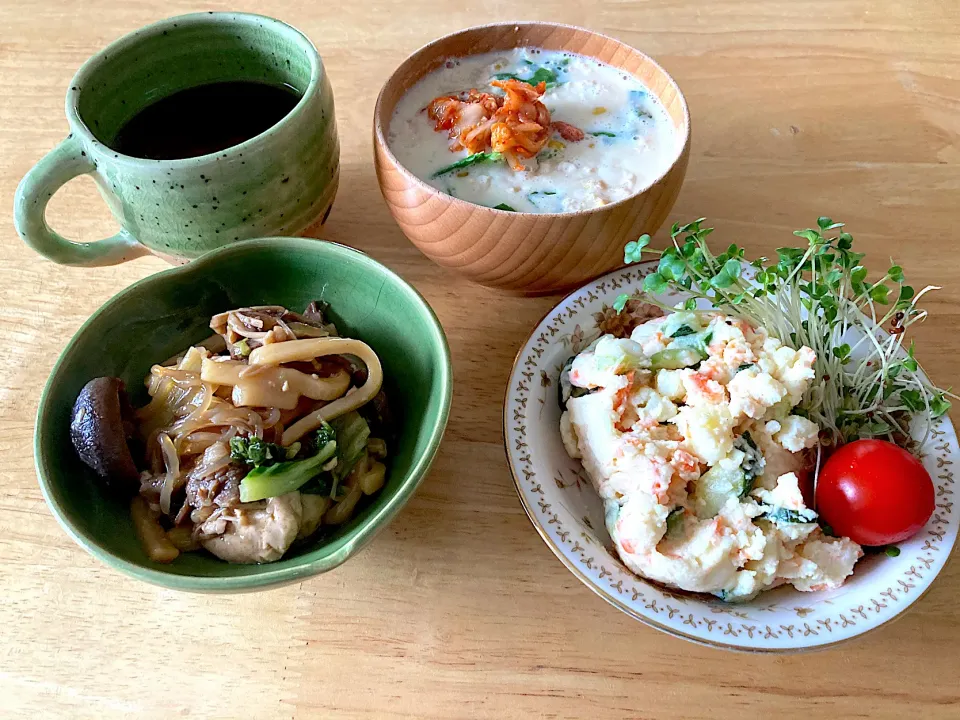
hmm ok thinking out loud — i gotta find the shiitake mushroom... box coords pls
[70,377,140,489]
[362,389,395,443]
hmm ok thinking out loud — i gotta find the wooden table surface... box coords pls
[2,1,959,717]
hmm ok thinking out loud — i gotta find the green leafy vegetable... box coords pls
[662,311,700,338]
[832,343,852,363]
[885,546,901,557]
[331,412,371,484]
[431,152,503,178]
[734,431,764,483]
[316,421,336,447]
[493,67,558,88]
[300,475,333,495]
[642,272,668,295]
[764,507,816,524]
[617,218,955,450]
[558,355,591,408]
[230,436,285,467]
[671,328,713,358]
[527,191,557,210]
[527,190,557,207]
[623,235,650,264]
[665,508,685,536]
[929,393,952,418]
[238,430,337,502]
[590,131,617,138]
[629,89,652,120]
[493,203,516,212]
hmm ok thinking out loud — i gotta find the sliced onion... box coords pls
[247,409,264,439]
[226,313,272,341]
[176,383,213,439]
[192,444,232,480]
[237,363,275,379]
[258,407,281,429]
[150,365,203,386]
[178,431,223,456]
[287,322,331,339]
[158,433,180,516]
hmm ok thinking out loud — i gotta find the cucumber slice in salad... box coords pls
[650,347,703,370]
[693,432,766,518]
[693,463,750,518]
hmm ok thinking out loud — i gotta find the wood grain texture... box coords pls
[374,22,690,293]
[1,0,959,718]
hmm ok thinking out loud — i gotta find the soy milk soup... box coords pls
[388,48,679,213]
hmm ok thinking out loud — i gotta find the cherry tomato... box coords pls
[816,439,934,546]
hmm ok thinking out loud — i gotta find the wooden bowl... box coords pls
[373,22,690,294]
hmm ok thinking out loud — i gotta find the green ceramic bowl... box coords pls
[35,239,452,592]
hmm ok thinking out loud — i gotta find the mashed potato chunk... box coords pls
[562,312,862,601]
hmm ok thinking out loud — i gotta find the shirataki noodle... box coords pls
[121,303,391,564]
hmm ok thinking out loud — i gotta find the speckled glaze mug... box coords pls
[14,12,339,266]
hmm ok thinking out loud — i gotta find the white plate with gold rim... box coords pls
[503,261,958,651]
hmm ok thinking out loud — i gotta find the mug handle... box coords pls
[14,136,149,266]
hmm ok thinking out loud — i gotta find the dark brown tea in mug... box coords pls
[111,81,301,160]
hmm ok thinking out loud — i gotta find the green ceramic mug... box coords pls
[14,12,339,266]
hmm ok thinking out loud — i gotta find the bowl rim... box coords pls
[373,20,691,218]
[67,12,326,169]
[502,259,959,652]
[34,237,453,592]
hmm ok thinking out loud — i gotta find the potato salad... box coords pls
[559,311,863,601]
